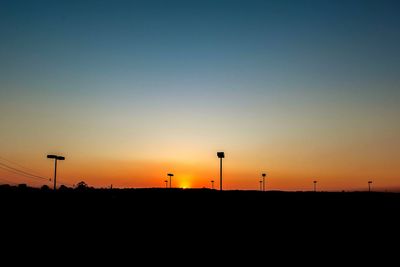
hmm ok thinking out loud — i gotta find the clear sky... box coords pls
[1,0,399,191]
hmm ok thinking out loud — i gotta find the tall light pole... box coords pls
[167,173,174,189]
[217,152,225,191]
[313,180,317,192]
[211,180,214,190]
[259,180,262,191]
[164,180,168,188]
[368,181,372,192]
[47,154,65,191]
[262,173,266,192]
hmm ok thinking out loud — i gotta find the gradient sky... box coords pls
[1,0,399,190]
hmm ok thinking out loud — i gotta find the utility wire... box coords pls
[0,156,74,187]
[0,156,45,177]
[0,162,50,181]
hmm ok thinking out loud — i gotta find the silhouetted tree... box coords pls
[76,181,88,190]
[41,185,50,191]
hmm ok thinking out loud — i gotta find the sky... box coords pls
[0,0,399,191]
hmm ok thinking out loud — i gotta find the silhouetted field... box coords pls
[1,185,398,257]
[2,185,399,223]
[2,187,398,233]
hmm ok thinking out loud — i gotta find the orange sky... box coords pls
[1,101,399,191]
[1,141,399,191]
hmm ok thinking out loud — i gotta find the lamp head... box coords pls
[217,152,225,158]
[47,155,65,160]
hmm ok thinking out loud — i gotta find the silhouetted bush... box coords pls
[0,184,11,189]
[41,185,50,191]
[18,184,27,189]
[59,185,71,191]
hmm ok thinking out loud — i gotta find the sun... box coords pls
[179,181,191,189]
[178,174,193,189]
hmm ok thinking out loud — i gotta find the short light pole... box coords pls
[259,180,262,191]
[167,173,174,189]
[368,181,372,192]
[47,154,65,191]
[262,173,266,192]
[217,152,225,191]
[313,180,317,192]
[164,180,168,188]
[211,180,214,189]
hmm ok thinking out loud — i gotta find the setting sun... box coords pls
[179,180,191,189]
[176,173,193,189]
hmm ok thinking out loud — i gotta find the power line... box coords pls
[0,166,49,182]
[0,156,83,188]
[0,156,75,187]
[0,165,74,186]
[0,156,45,177]
[0,156,58,183]
[0,174,73,188]
[0,162,50,181]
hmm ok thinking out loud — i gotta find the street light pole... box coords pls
[211,180,214,189]
[259,180,262,191]
[262,173,266,192]
[217,152,225,191]
[53,158,57,190]
[313,180,317,192]
[47,154,65,191]
[167,173,174,189]
[368,181,372,192]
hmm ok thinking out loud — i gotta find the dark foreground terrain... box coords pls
[1,185,399,258]
[2,185,399,228]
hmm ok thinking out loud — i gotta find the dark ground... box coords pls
[1,185,399,259]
